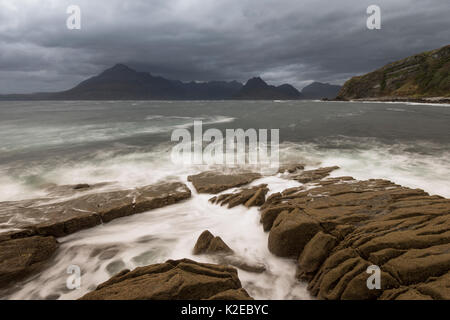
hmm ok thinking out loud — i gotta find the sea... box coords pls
[0,100,449,299]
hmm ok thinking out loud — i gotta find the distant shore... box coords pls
[330,96,450,105]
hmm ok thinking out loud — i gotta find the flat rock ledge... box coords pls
[188,171,261,194]
[79,259,253,300]
[261,175,450,300]
[0,182,191,239]
[0,182,191,291]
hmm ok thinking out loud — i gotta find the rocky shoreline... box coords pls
[1,166,449,300]
[332,97,450,104]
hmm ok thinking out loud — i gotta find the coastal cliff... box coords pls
[336,44,450,101]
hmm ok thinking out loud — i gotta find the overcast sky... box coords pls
[0,0,448,93]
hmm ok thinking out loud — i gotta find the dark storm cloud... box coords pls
[0,0,448,93]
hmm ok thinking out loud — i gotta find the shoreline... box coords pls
[331,97,450,105]
[1,167,449,300]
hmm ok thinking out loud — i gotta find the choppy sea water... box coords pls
[0,100,449,299]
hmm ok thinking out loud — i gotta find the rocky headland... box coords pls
[336,44,450,102]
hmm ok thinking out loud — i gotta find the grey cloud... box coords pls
[0,0,448,93]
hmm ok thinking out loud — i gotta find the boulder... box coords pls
[193,231,265,273]
[193,230,233,255]
[79,259,252,300]
[0,236,59,289]
[188,171,261,194]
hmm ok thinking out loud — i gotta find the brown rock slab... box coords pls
[290,166,340,183]
[79,259,252,300]
[0,236,59,289]
[0,182,191,238]
[188,171,261,194]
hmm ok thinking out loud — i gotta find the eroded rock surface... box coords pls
[0,236,59,289]
[188,171,261,194]
[0,182,191,238]
[261,175,450,300]
[79,259,252,300]
[209,184,269,208]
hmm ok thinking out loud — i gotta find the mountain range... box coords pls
[1,44,448,101]
[0,64,339,101]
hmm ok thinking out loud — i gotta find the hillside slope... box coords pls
[337,45,450,100]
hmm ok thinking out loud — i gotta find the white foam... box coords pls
[5,176,311,300]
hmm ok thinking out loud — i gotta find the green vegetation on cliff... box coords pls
[337,44,450,100]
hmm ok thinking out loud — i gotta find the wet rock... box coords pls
[380,287,434,300]
[193,231,265,273]
[73,184,90,190]
[0,229,36,242]
[44,182,111,197]
[0,182,191,238]
[260,206,295,231]
[261,173,450,299]
[290,166,340,183]
[209,184,268,208]
[106,260,126,276]
[79,259,252,300]
[278,163,304,174]
[0,236,58,289]
[297,232,337,279]
[193,230,233,255]
[219,255,266,274]
[95,248,120,260]
[208,288,252,300]
[188,171,261,194]
[268,208,322,257]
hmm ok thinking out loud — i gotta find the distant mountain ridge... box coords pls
[301,82,341,99]
[0,64,307,101]
[337,44,450,100]
[233,77,304,100]
[48,64,243,100]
